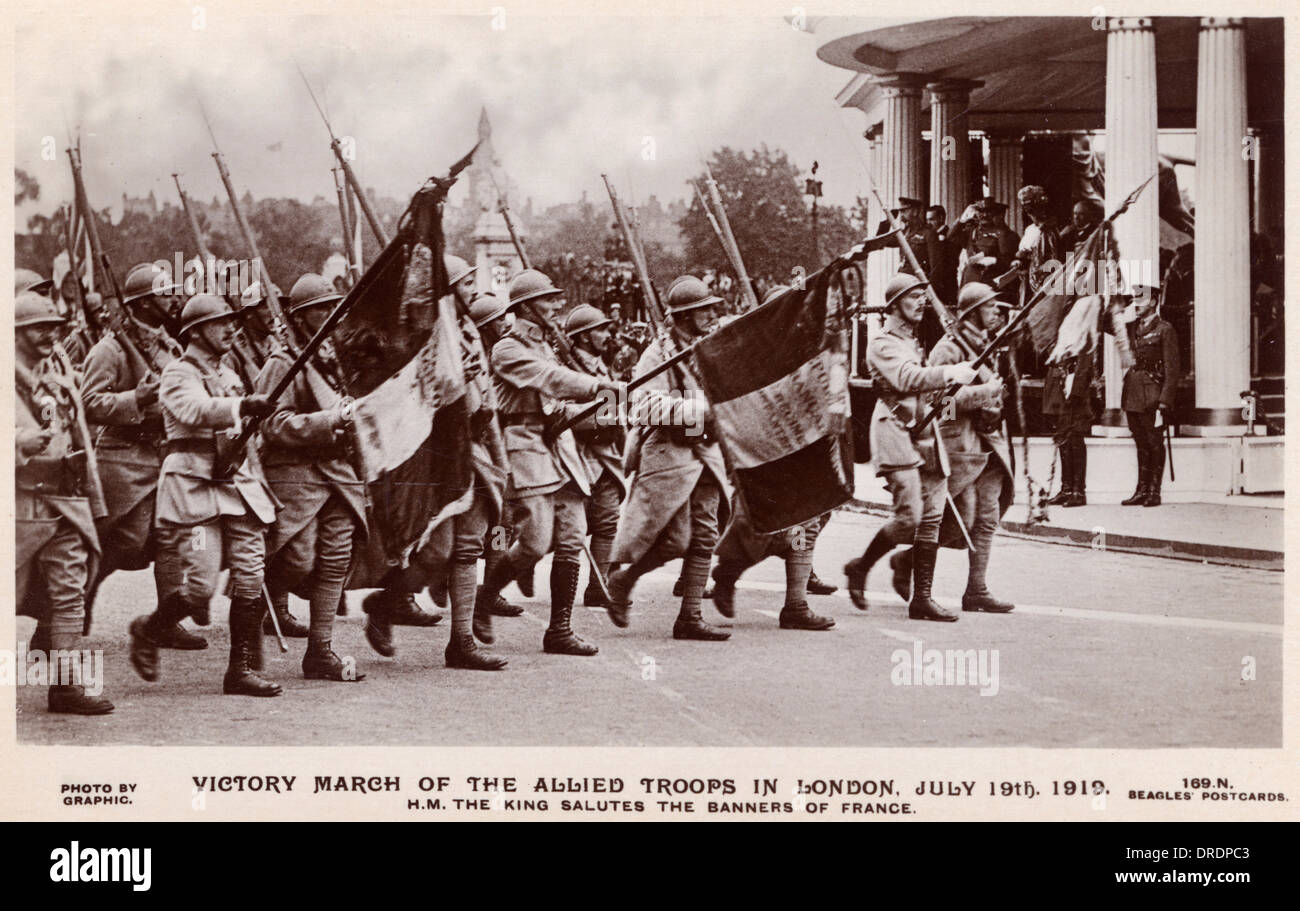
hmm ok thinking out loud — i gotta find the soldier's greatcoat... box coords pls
[255,349,368,558]
[866,313,950,476]
[81,326,181,560]
[570,346,628,501]
[611,336,729,566]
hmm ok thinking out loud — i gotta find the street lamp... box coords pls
[805,161,824,266]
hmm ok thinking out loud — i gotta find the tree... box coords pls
[678,145,857,290]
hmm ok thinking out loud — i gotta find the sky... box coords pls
[13,3,909,227]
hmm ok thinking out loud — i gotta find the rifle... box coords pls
[332,166,361,283]
[199,101,300,355]
[702,161,760,311]
[57,204,90,335]
[67,144,156,379]
[172,173,214,266]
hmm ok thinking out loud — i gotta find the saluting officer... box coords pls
[255,274,369,681]
[605,275,731,641]
[474,269,622,656]
[563,304,628,608]
[81,262,203,649]
[843,273,976,622]
[15,291,115,715]
[128,294,280,696]
[1121,285,1180,507]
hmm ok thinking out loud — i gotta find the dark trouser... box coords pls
[1052,411,1090,494]
[1125,409,1165,487]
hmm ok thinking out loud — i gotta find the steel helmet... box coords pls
[955,282,1005,322]
[179,294,237,337]
[445,254,477,287]
[15,268,54,296]
[469,294,512,329]
[14,291,66,328]
[288,273,343,314]
[122,262,181,305]
[508,269,562,308]
[884,273,929,309]
[665,275,723,314]
[564,304,612,338]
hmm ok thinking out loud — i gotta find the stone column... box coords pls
[928,79,982,225]
[1188,17,1251,435]
[1254,127,1283,242]
[877,73,927,276]
[986,131,1024,233]
[1096,17,1161,436]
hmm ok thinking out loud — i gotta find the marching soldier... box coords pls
[81,262,204,650]
[127,294,281,696]
[605,275,731,641]
[1121,285,1179,507]
[255,274,369,680]
[394,278,512,670]
[473,268,621,656]
[842,273,976,621]
[15,291,115,715]
[563,304,628,608]
[915,282,1016,613]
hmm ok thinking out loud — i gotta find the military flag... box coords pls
[692,270,854,533]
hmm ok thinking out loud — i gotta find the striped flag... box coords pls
[692,271,854,533]
[331,188,475,582]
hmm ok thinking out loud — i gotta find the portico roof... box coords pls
[817,16,1282,132]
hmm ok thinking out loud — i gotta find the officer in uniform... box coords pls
[605,275,732,641]
[15,291,115,715]
[256,274,369,681]
[128,294,280,696]
[563,304,628,608]
[842,274,976,621]
[1041,307,1097,508]
[1121,285,1179,507]
[81,262,203,649]
[474,269,621,656]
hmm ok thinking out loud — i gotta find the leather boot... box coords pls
[806,570,837,595]
[889,548,913,601]
[1121,443,1149,506]
[779,601,836,631]
[604,565,634,628]
[488,594,524,617]
[264,592,309,638]
[711,562,742,619]
[29,622,50,654]
[1046,444,1073,505]
[1143,464,1163,507]
[446,562,507,670]
[474,551,517,644]
[515,561,536,598]
[362,589,397,657]
[48,649,114,715]
[303,640,364,681]
[1062,440,1087,506]
[153,623,208,650]
[583,537,614,607]
[543,560,598,656]
[907,543,958,622]
[223,598,282,696]
[128,592,189,682]
[427,573,449,608]
[673,554,730,641]
[388,592,443,627]
[845,529,894,611]
[962,592,1016,613]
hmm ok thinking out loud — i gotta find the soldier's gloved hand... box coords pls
[242,393,275,419]
[134,375,161,407]
[944,362,978,385]
[17,427,52,457]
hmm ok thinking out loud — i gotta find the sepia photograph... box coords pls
[2,0,1294,830]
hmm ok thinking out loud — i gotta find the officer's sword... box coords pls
[1164,420,1176,481]
[262,586,289,653]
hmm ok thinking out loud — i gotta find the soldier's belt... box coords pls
[17,458,82,496]
[101,422,165,445]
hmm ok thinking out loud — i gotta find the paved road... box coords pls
[17,511,1282,747]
